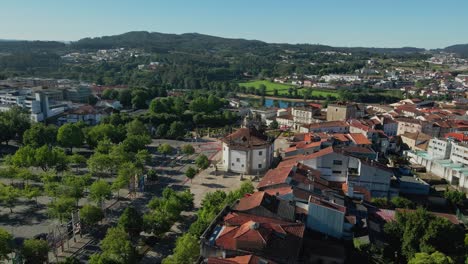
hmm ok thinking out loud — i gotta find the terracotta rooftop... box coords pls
[222,128,271,149]
[258,165,295,189]
[445,132,468,142]
[401,132,432,141]
[207,255,277,264]
[280,146,335,167]
[347,133,372,145]
[301,121,349,129]
[215,218,305,260]
[224,212,291,226]
[234,192,296,221]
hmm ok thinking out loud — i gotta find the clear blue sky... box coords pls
[2,0,468,49]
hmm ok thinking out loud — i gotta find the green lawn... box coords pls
[239,80,294,95]
[239,80,341,98]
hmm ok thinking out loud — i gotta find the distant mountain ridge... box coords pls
[0,31,467,57]
[443,44,468,57]
[71,31,426,55]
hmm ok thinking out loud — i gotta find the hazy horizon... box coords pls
[2,0,468,49]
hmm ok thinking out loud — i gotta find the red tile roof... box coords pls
[263,186,293,197]
[215,219,305,254]
[445,132,468,142]
[282,146,334,163]
[207,255,277,264]
[222,128,271,149]
[301,121,349,129]
[347,133,372,145]
[258,165,295,189]
[235,192,267,211]
[349,119,372,131]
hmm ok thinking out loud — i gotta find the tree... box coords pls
[62,175,88,205]
[23,186,42,205]
[158,143,173,157]
[420,216,464,256]
[167,121,185,139]
[95,138,114,154]
[0,185,21,213]
[195,154,210,170]
[34,146,68,172]
[444,189,465,207]
[86,124,125,148]
[9,145,36,168]
[22,239,49,264]
[57,123,83,152]
[258,84,267,96]
[80,205,104,226]
[185,166,197,183]
[181,144,195,155]
[87,152,116,176]
[146,169,158,181]
[269,120,279,129]
[118,206,143,237]
[126,119,149,137]
[135,149,151,169]
[408,251,453,264]
[131,89,148,109]
[143,210,173,237]
[121,135,151,153]
[0,228,13,260]
[384,208,464,261]
[89,180,112,207]
[48,196,76,222]
[113,162,141,197]
[119,89,132,108]
[68,154,87,172]
[155,124,168,138]
[161,234,199,264]
[23,123,57,147]
[100,227,136,264]
[0,106,30,144]
[391,196,414,209]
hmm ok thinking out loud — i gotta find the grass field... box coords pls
[238,80,294,95]
[238,80,340,98]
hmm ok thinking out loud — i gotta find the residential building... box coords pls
[292,106,320,128]
[327,103,358,121]
[65,85,92,103]
[299,121,349,134]
[400,132,432,151]
[57,105,108,125]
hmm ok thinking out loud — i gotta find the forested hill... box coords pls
[71,31,425,55]
[0,31,425,55]
[443,44,468,58]
[0,40,66,53]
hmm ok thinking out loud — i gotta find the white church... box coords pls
[221,127,274,174]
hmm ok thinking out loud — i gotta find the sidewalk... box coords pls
[48,234,93,263]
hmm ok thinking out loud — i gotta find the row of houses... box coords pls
[201,123,437,263]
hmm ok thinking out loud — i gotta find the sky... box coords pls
[1,0,468,49]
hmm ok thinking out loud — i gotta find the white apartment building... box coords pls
[288,147,392,198]
[406,138,468,190]
[0,90,64,122]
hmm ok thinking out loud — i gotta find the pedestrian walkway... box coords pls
[48,235,93,263]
